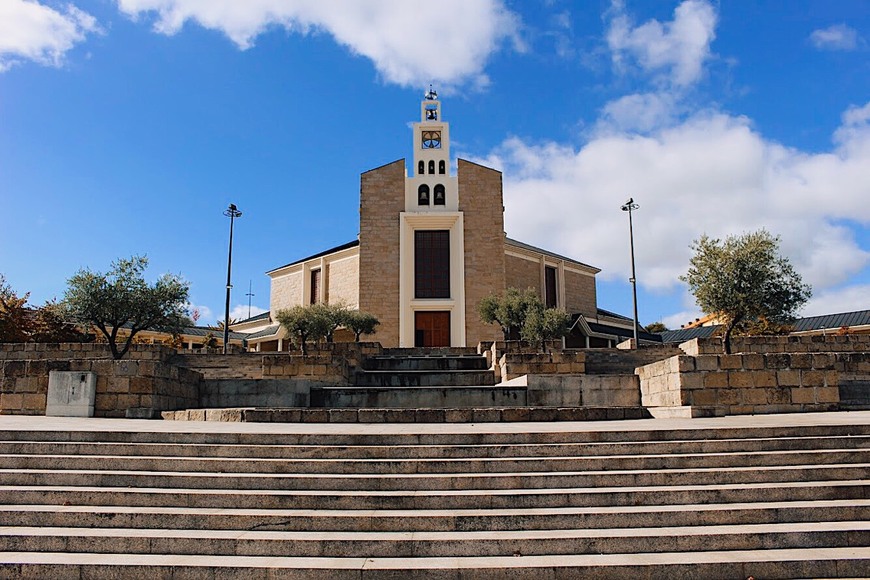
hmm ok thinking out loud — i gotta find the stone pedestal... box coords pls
[46,371,96,417]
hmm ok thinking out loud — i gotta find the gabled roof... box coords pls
[659,326,719,344]
[244,325,282,340]
[234,311,271,325]
[792,310,870,332]
[657,309,870,344]
[267,240,360,274]
[505,238,600,272]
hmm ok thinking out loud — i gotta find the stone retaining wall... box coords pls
[0,343,200,417]
[637,351,870,415]
[681,335,870,356]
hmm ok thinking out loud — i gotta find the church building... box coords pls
[235,91,643,349]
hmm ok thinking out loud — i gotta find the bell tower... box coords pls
[406,87,457,211]
[398,88,465,347]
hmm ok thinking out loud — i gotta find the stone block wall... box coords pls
[458,159,506,346]
[327,254,360,308]
[563,269,597,318]
[637,352,851,414]
[499,349,586,381]
[0,343,200,417]
[504,253,540,297]
[681,335,870,356]
[358,159,406,347]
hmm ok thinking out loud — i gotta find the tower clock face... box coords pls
[422,131,442,149]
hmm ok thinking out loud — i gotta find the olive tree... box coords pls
[521,305,571,351]
[63,256,190,359]
[681,230,811,354]
[345,310,380,341]
[275,305,331,354]
[478,287,541,340]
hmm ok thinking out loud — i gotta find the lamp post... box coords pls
[223,203,242,354]
[620,198,640,347]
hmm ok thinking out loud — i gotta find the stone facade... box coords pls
[504,253,541,295]
[327,254,359,307]
[270,270,303,313]
[458,159,505,345]
[564,269,597,317]
[358,160,406,347]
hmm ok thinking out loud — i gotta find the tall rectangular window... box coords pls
[545,266,558,308]
[310,269,321,304]
[415,230,450,298]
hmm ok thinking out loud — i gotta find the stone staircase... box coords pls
[312,350,502,409]
[0,413,869,577]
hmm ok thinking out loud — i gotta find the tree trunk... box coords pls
[723,314,743,355]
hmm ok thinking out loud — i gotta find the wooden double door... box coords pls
[414,311,451,347]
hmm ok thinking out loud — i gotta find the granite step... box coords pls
[0,448,866,474]
[2,547,869,579]
[2,434,867,459]
[2,522,868,558]
[351,370,497,388]
[3,423,869,445]
[1,480,866,510]
[4,500,868,532]
[362,355,490,371]
[2,463,867,491]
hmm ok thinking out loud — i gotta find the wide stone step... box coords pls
[2,434,867,459]
[2,547,868,579]
[4,422,869,445]
[362,355,490,371]
[311,385,518,408]
[1,480,866,510]
[2,522,868,558]
[2,463,867,491]
[0,448,865,474]
[352,370,497,388]
[4,500,868,532]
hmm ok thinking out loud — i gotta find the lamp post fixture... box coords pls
[621,198,640,347]
[223,203,242,354]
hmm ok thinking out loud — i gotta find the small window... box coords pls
[545,266,557,308]
[310,269,322,304]
[417,184,430,205]
[433,184,445,205]
[418,161,424,176]
[439,160,446,174]
[428,160,435,174]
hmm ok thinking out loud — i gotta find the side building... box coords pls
[234,91,644,350]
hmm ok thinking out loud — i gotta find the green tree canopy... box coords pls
[275,305,331,355]
[645,321,669,334]
[478,287,542,340]
[521,305,571,351]
[63,256,190,359]
[344,310,380,341]
[681,230,811,354]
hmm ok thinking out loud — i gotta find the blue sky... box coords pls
[1,0,868,329]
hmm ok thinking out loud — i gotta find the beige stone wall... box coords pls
[636,352,856,415]
[0,344,200,417]
[504,253,541,296]
[327,255,359,308]
[270,270,303,313]
[564,269,597,317]
[359,159,406,347]
[682,335,870,356]
[458,159,506,346]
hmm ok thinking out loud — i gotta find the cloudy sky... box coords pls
[1,0,868,328]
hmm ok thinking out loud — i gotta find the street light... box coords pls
[620,198,640,347]
[223,203,242,354]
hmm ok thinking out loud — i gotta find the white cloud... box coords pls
[0,0,100,71]
[115,0,521,88]
[187,304,213,325]
[606,0,717,87]
[598,92,677,134]
[802,284,870,318]
[810,24,860,51]
[230,304,267,322]
[472,101,870,307]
